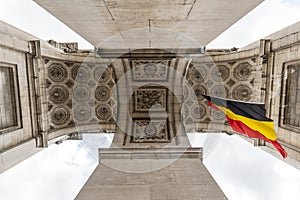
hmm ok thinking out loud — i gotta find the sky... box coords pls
[1,133,300,200]
[0,0,300,199]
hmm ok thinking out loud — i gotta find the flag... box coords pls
[202,94,287,158]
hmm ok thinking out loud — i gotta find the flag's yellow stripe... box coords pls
[216,105,277,141]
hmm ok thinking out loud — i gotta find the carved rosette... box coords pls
[49,85,69,104]
[210,85,228,98]
[51,107,70,125]
[233,62,252,81]
[193,85,207,100]
[211,65,229,82]
[48,63,68,82]
[144,124,157,137]
[74,105,92,121]
[191,66,207,82]
[73,85,91,102]
[71,65,89,82]
[96,104,111,120]
[94,67,110,83]
[95,86,110,101]
[132,120,168,143]
[232,85,252,101]
[191,104,206,119]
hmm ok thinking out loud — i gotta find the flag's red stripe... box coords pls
[208,100,220,111]
[226,116,287,158]
[207,98,287,158]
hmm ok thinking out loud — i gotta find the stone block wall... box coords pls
[0,22,39,172]
[0,40,34,152]
[263,32,300,160]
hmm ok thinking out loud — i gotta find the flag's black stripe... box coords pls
[202,95,273,122]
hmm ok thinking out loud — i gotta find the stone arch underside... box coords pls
[41,49,262,145]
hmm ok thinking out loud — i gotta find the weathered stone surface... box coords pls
[34,0,263,48]
[75,149,227,200]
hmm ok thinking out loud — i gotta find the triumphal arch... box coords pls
[1,0,300,199]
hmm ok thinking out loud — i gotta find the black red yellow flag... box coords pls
[202,94,287,158]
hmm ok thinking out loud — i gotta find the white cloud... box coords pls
[0,141,97,200]
[202,134,300,200]
[0,134,114,200]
